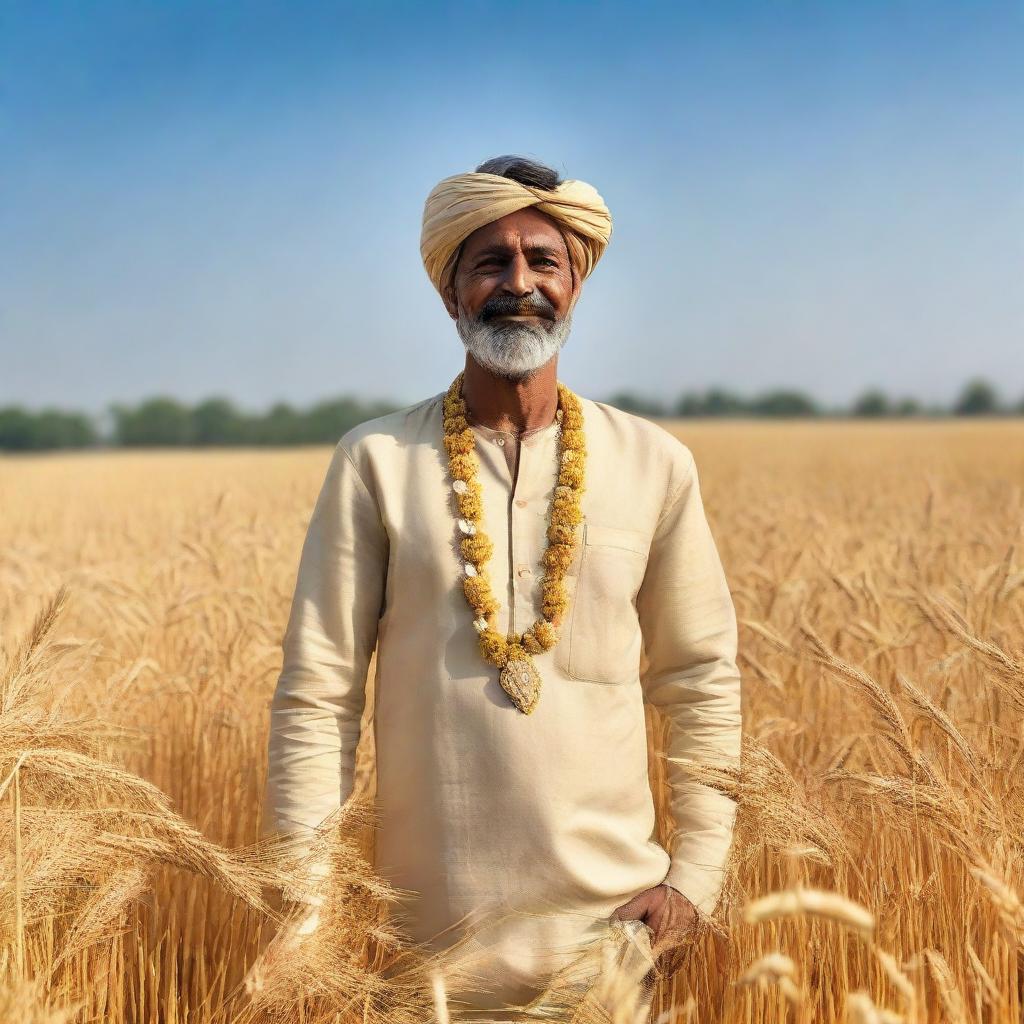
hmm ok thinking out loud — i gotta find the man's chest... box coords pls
[371,430,665,684]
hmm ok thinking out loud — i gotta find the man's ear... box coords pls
[567,262,582,313]
[442,283,459,321]
[442,244,465,320]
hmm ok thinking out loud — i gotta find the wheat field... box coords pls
[2,418,1023,1023]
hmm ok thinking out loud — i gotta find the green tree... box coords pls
[704,387,747,416]
[892,397,921,417]
[112,397,196,446]
[604,391,668,416]
[35,409,96,448]
[303,397,377,443]
[0,407,97,450]
[192,397,248,445]
[953,378,999,415]
[851,389,890,417]
[0,407,38,450]
[673,388,746,417]
[252,402,303,445]
[749,389,818,417]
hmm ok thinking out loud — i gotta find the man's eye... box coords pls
[476,257,556,269]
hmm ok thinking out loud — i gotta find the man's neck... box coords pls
[460,356,560,434]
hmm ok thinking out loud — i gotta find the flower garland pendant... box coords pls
[499,646,543,715]
[442,369,587,716]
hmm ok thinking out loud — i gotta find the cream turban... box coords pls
[420,171,612,302]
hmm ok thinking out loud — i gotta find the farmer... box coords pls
[261,155,742,1019]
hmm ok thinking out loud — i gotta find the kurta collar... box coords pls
[464,409,561,448]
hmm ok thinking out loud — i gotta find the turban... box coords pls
[420,171,612,302]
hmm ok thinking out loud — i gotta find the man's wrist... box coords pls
[659,881,700,920]
[660,861,722,918]
[660,880,689,903]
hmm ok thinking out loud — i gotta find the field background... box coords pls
[3,418,1023,1022]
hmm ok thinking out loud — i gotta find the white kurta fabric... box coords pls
[264,385,742,1012]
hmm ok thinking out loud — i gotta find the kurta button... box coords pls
[517,567,532,578]
[495,437,506,446]
[515,498,527,508]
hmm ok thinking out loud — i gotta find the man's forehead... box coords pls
[460,209,568,256]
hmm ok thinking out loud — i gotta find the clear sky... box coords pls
[2,1,1022,414]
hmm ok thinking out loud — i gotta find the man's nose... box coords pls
[498,253,534,296]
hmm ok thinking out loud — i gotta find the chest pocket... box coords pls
[554,521,650,684]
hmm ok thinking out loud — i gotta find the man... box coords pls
[262,155,742,1019]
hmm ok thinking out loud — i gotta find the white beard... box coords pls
[456,307,573,382]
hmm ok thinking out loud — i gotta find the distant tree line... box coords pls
[0,377,1021,451]
[109,396,400,447]
[0,396,399,452]
[606,377,1023,419]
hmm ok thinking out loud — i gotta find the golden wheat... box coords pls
[1,418,1022,1021]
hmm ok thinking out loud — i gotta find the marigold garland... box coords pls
[442,369,586,712]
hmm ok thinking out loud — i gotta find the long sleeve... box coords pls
[263,440,388,906]
[636,446,742,919]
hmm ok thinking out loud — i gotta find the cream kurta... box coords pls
[264,385,742,1014]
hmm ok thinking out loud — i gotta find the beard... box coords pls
[455,301,573,383]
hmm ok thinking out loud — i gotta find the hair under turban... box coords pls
[420,171,613,303]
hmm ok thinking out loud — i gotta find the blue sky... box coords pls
[2,1,1022,413]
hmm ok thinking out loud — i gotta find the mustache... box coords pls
[479,292,556,322]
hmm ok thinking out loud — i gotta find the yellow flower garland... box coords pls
[442,369,586,713]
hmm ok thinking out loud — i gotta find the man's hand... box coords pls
[612,883,698,976]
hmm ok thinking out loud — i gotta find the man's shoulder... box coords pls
[337,390,445,456]
[581,395,695,472]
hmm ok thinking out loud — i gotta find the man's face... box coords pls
[443,207,582,382]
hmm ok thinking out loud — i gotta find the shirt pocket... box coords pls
[556,521,650,684]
